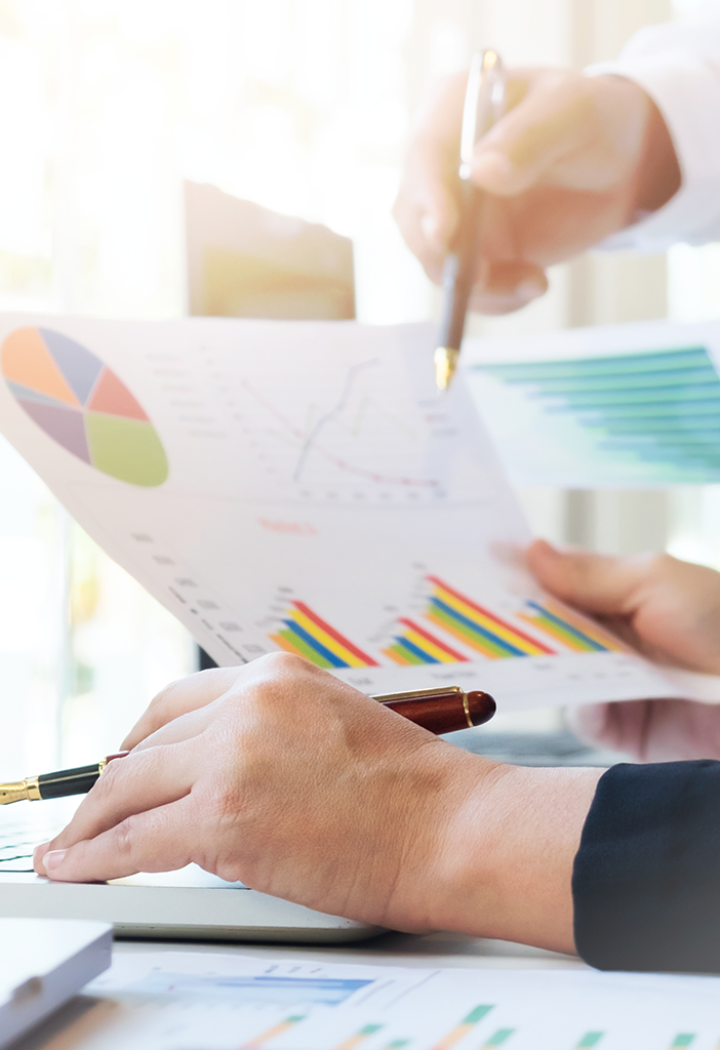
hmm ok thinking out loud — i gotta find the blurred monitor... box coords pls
[184,180,355,320]
[185,182,355,670]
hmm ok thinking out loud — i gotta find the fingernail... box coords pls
[44,850,67,873]
[471,151,515,186]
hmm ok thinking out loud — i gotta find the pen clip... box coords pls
[460,50,506,180]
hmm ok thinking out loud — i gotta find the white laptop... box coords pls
[0,918,111,1048]
[0,800,383,943]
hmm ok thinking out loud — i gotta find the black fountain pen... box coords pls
[0,686,496,805]
[434,49,506,391]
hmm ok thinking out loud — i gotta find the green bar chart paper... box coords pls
[96,950,720,1050]
[466,345,720,487]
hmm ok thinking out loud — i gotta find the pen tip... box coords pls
[434,347,460,391]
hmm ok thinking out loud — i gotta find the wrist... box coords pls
[596,75,681,223]
[426,757,603,953]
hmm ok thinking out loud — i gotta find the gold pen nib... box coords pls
[0,776,40,805]
[434,347,460,391]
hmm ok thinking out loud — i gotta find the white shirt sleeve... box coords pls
[586,20,720,250]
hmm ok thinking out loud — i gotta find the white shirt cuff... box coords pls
[587,49,720,250]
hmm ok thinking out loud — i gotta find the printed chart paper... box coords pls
[75,950,720,1050]
[463,318,720,488]
[0,314,717,710]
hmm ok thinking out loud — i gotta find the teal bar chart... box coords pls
[468,347,720,486]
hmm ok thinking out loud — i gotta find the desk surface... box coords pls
[17,932,587,1049]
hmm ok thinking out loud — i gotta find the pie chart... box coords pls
[1,326,169,487]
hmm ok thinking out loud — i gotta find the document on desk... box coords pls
[463,317,720,488]
[75,950,720,1050]
[0,314,717,711]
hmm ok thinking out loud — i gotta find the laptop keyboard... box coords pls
[0,799,79,874]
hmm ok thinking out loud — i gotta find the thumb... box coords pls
[526,539,650,618]
[470,74,592,197]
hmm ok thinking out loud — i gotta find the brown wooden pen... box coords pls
[0,686,495,805]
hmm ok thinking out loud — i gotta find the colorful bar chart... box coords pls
[270,600,379,669]
[425,577,555,659]
[383,618,469,666]
[429,1004,494,1050]
[519,599,625,654]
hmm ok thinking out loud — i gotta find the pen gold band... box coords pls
[0,775,41,805]
[462,692,473,729]
[373,686,462,703]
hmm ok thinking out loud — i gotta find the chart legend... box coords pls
[1,326,168,486]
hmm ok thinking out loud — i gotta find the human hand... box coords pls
[528,540,720,761]
[32,655,493,931]
[393,67,680,314]
[33,652,601,953]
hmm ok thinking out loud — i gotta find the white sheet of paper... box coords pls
[73,950,720,1050]
[0,314,717,711]
[463,318,720,488]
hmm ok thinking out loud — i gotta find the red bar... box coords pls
[399,618,469,662]
[426,576,556,655]
[291,601,380,666]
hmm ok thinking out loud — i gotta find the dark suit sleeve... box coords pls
[572,761,720,973]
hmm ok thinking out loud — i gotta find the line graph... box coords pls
[293,359,378,481]
[238,364,448,498]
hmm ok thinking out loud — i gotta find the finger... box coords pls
[122,667,241,749]
[34,740,197,874]
[470,75,597,197]
[40,796,199,883]
[468,260,548,314]
[392,152,459,281]
[526,539,652,617]
[568,700,656,760]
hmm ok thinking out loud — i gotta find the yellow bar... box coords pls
[433,587,546,655]
[516,613,588,653]
[403,628,457,663]
[543,598,626,652]
[291,609,367,667]
[425,612,504,659]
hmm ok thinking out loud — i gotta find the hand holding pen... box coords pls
[28,658,499,935]
[434,51,506,391]
[2,685,494,805]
